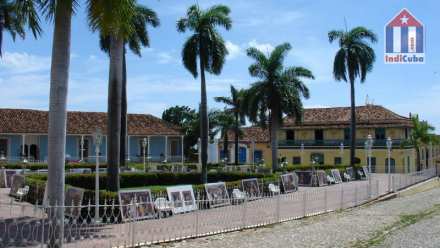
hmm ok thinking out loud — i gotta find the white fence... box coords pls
[0,168,437,248]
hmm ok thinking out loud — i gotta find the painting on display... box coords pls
[296,171,313,186]
[346,167,355,179]
[362,166,369,179]
[65,186,85,218]
[316,170,328,186]
[280,172,298,193]
[331,169,343,183]
[166,185,197,214]
[9,174,25,197]
[118,189,155,221]
[241,178,261,198]
[204,182,230,208]
[5,170,20,187]
[0,169,6,188]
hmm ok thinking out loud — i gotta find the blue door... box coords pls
[239,147,247,164]
[254,150,262,163]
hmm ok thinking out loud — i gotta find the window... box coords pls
[292,156,301,165]
[315,129,324,141]
[78,138,89,158]
[385,158,396,173]
[0,139,7,158]
[286,130,295,140]
[405,128,409,139]
[254,150,263,163]
[375,128,386,140]
[311,153,324,165]
[354,157,361,165]
[334,157,342,165]
[344,128,351,140]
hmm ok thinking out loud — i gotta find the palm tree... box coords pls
[328,27,377,167]
[177,4,231,183]
[215,85,246,165]
[404,115,439,171]
[99,5,159,168]
[88,0,138,192]
[211,110,235,163]
[244,43,313,171]
[0,0,42,56]
[41,0,77,245]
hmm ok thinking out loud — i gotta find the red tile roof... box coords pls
[226,127,270,143]
[284,105,412,129]
[0,108,182,136]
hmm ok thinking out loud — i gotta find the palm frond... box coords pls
[181,34,199,78]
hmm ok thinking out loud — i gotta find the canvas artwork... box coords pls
[9,174,25,197]
[331,169,343,183]
[346,167,355,179]
[118,189,155,221]
[64,187,85,218]
[5,170,19,188]
[296,171,313,186]
[205,182,230,208]
[241,178,261,198]
[362,166,369,179]
[281,173,298,193]
[167,185,197,214]
[316,170,328,186]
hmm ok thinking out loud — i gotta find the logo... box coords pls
[385,9,425,64]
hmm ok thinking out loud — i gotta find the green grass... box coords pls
[351,204,440,248]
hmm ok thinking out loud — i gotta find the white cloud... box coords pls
[157,52,179,64]
[0,52,50,74]
[225,40,242,59]
[238,10,304,27]
[247,40,274,54]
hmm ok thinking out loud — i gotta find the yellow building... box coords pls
[219,105,437,173]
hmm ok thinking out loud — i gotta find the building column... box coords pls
[147,136,151,161]
[165,136,168,162]
[127,135,130,161]
[21,134,26,159]
[80,135,84,162]
[181,135,184,164]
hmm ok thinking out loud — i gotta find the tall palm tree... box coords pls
[211,110,235,163]
[328,27,377,167]
[215,85,246,165]
[41,0,77,245]
[244,43,313,171]
[177,4,231,183]
[99,5,159,167]
[404,115,439,171]
[0,0,42,56]
[88,0,137,192]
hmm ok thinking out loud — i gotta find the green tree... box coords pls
[88,0,138,192]
[215,85,246,165]
[41,0,77,245]
[404,115,439,171]
[211,109,236,163]
[328,27,377,167]
[99,4,159,167]
[177,4,231,183]
[0,0,42,55]
[244,43,313,171]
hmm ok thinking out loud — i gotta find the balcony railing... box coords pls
[278,139,412,148]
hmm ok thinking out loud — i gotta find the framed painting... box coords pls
[316,170,328,186]
[296,171,313,186]
[166,185,197,214]
[64,186,85,218]
[331,169,343,183]
[0,169,6,188]
[362,166,369,179]
[204,182,230,208]
[280,173,298,193]
[241,178,261,199]
[118,189,155,221]
[9,174,25,197]
[5,169,19,187]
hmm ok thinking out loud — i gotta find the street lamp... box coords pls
[366,134,373,197]
[386,137,393,192]
[93,128,103,223]
[142,137,147,172]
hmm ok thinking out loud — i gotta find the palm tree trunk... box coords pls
[270,105,280,171]
[120,47,127,168]
[349,78,356,167]
[416,146,421,171]
[199,57,209,183]
[47,1,72,246]
[234,112,239,165]
[107,35,124,192]
[223,132,229,162]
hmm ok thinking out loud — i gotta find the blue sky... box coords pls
[1,0,439,130]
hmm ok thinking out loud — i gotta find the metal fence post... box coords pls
[324,187,328,212]
[376,180,379,197]
[354,185,358,206]
[302,191,307,217]
[276,194,281,222]
[242,196,247,228]
[340,184,344,209]
[194,200,199,237]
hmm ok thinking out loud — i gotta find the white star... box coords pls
[400,15,409,24]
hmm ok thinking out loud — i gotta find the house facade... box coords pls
[0,109,184,163]
[219,105,439,173]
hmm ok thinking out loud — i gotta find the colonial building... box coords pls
[219,105,437,173]
[0,109,184,163]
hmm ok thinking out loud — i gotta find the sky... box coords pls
[0,0,439,130]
